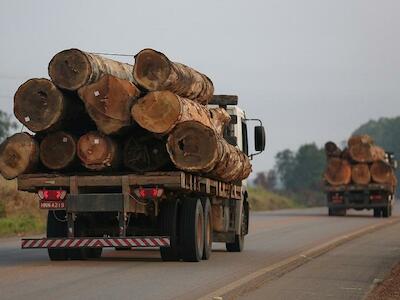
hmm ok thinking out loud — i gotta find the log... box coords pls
[348,135,374,147]
[351,164,371,185]
[14,78,94,133]
[40,131,77,170]
[77,131,120,171]
[167,121,252,182]
[324,141,341,157]
[133,49,214,105]
[370,160,396,185]
[49,48,134,91]
[349,144,386,163]
[324,158,352,186]
[132,91,230,135]
[78,75,141,135]
[0,133,39,179]
[123,131,171,172]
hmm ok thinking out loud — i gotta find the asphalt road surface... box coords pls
[0,206,399,300]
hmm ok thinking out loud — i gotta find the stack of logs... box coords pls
[324,135,397,187]
[0,48,251,182]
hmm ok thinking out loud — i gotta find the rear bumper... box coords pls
[327,203,390,209]
[21,236,170,249]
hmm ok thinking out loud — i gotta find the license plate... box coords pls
[39,200,65,209]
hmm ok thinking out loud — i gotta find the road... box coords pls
[0,206,399,300]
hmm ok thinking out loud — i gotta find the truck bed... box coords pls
[17,171,243,200]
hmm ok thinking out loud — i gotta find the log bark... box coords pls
[370,160,396,185]
[123,131,171,172]
[132,91,230,135]
[49,48,134,91]
[167,121,252,182]
[324,141,341,157]
[78,75,141,135]
[351,163,371,185]
[348,135,374,147]
[133,49,214,105]
[349,144,386,163]
[14,78,95,134]
[77,131,120,171]
[40,131,77,170]
[324,158,352,186]
[0,133,39,179]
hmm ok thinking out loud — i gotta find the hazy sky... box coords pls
[1,0,399,174]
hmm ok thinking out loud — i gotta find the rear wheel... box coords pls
[47,210,69,261]
[373,208,381,218]
[382,206,390,218]
[226,203,248,252]
[180,198,204,262]
[159,199,181,261]
[202,198,212,260]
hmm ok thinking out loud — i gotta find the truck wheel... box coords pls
[337,209,347,217]
[180,198,204,262]
[373,208,381,218]
[382,206,390,218]
[159,199,181,261]
[226,203,247,252]
[87,248,103,259]
[328,208,335,216]
[202,198,212,260]
[47,210,69,261]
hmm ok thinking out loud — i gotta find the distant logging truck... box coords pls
[324,135,397,217]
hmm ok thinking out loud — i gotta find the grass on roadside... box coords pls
[0,177,46,237]
[248,186,302,211]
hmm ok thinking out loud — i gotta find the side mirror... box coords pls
[255,126,266,152]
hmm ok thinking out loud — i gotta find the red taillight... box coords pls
[370,194,383,201]
[134,187,163,199]
[331,194,343,204]
[38,189,67,201]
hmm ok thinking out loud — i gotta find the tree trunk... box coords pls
[77,131,120,171]
[370,160,396,185]
[40,131,77,170]
[132,91,230,135]
[0,133,39,179]
[349,144,386,163]
[348,135,374,147]
[78,75,141,135]
[324,141,341,157]
[48,48,134,91]
[123,131,172,172]
[324,158,352,186]
[133,49,214,105]
[14,78,95,134]
[351,163,371,185]
[167,121,252,182]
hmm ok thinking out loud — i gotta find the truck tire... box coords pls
[328,208,335,216]
[382,206,390,218]
[373,208,381,218]
[202,198,212,260]
[159,199,180,261]
[226,203,247,252]
[47,210,69,261]
[180,198,204,262]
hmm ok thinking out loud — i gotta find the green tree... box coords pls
[0,110,17,142]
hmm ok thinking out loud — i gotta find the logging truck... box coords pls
[326,152,397,218]
[18,95,266,262]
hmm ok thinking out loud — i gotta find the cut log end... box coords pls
[14,78,65,132]
[0,133,39,179]
[48,48,91,90]
[324,158,352,186]
[351,164,371,185]
[167,122,218,172]
[133,49,171,91]
[132,91,180,134]
[324,141,341,157]
[78,75,140,135]
[370,160,395,185]
[40,131,77,170]
[348,135,374,147]
[123,134,171,172]
[77,131,119,170]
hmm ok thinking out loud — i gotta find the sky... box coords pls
[0,0,399,174]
